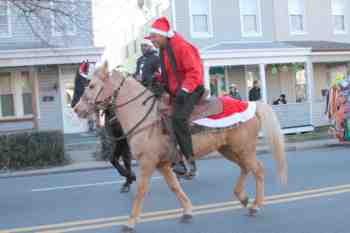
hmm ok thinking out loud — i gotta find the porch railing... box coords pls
[272,102,311,129]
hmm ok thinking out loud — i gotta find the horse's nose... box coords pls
[73,106,78,113]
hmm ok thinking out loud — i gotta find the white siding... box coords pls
[37,66,63,131]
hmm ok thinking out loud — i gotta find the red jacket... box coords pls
[159,33,204,95]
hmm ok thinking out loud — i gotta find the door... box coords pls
[59,66,89,134]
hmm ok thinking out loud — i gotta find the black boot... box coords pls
[188,160,197,177]
[172,161,187,175]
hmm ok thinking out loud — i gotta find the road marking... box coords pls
[3,183,350,233]
[37,188,350,233]
[31,177,163,192]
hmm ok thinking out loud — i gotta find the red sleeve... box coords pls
[179,44,203,93]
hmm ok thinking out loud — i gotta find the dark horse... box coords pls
[71,62,136,193]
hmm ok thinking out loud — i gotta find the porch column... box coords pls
[259,64,268,103]
[305,58,314,126]
[30,67,39,130]
[204,65,211,95]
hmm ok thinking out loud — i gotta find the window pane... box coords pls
[243,15,257,33]
[334,15,345,31]
[191,0,209,14]
[332,0,345,15]
[22,93,33,115]
[289,0,303,14]
[193,15,208,32]
[0,72,12,94]
[1,94,15,117]
[240,0,258,14]
[21,71,32,93]
[290,14,304,32]
[295,69,307,103]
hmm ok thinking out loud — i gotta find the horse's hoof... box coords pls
[241,197,250,208]
[130,175,136,182]
[248,207,259,217]
[120,184,130,193]
[121,225,135,233]
[180,214,193,223]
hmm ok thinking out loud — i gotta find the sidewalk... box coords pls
[0,134,344,179]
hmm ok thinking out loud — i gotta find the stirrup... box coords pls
[172,162,187,175]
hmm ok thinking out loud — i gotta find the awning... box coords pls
[200,41,311,67]
[200,41,350,66]
[0,46,104,67]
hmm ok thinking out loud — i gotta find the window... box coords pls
[0,72,15,117]
[126,45,129,59]
[332,0,346,33]
[21,72,33,115]
[0,71,34,119]
[190,0,212,37]
[52,0,77,36]
[133,40,138,54]
[288,0,306,34]
[155,2,162,16]
[0,0,10,37]
[239,0,262,36]
[295,68,307,103]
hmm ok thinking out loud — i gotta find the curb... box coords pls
[0,140,345,179]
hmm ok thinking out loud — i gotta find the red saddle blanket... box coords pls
[192,96,256,128]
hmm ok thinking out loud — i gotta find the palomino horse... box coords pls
[74,62,287,232]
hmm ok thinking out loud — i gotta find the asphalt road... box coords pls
[1,147,350,233]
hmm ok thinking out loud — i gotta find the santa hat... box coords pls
[145,17,174,38]
[79,61,91,79]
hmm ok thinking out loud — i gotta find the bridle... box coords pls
[93,74,158,142]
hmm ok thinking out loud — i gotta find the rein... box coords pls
[105,96,158,142]
[102,76,159,142]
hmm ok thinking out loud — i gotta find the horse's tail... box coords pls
[256,102,288,184]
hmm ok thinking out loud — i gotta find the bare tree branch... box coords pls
[2,0,93,47]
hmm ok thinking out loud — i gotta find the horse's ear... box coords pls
[98,60,109,81]
[101,60,109,74]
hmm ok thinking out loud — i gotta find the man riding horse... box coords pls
[145,17,205,177]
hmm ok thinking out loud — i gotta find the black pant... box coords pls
[104,109,133,180]
[172,85,204,160]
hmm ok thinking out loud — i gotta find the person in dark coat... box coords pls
[71,62,90,108]
[71,62,135,193]
[273,94,287,105]
[134,39,160,88]
[249,80,261,101]
[229,84,242,100]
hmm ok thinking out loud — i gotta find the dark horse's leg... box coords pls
[107,112,136,193]
[118,139,136,193]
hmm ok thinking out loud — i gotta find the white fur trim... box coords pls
[79,72,91,80]
[167,30,175,37]
[150,28,174,37]
[192,102,257,128]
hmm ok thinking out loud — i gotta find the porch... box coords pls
[201,41,350,133]
[0,47,104,134]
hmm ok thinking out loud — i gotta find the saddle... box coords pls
[159,90,223,121]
